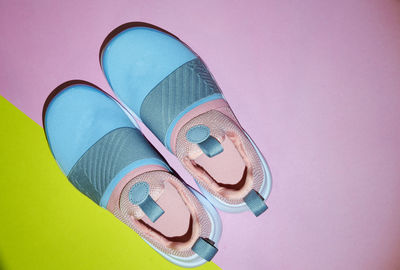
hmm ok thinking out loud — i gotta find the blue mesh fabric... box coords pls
[67,127,164,204]
[140,58,221,143]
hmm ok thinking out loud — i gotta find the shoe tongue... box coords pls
[186,125,224,159]
[194,132,246,185]
[127,177,165,221]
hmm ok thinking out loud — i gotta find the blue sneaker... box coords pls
[43,80,221,267]
[100,22,272,216]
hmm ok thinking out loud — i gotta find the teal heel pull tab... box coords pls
[186,125,223,158]
[191,237,218,261]
[129,182,164,222]
[244,189,268,217]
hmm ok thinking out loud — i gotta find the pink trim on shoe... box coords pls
[183,131,254,201]
[108,168,206,254]
[169,98,238,154]
[106,164,167,211]
[130,175,202,252]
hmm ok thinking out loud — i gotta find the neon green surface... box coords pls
[0,95,221,270]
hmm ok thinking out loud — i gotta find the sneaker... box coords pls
[100,22,272,216]
[43,81,222,267]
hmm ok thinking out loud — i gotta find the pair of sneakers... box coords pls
[43,22,272,268]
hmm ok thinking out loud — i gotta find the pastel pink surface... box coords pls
[1,1,400,270]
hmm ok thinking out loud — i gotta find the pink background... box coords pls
[1,0,400,269]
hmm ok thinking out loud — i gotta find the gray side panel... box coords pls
[140,58,221,143]
[67,127,162,204]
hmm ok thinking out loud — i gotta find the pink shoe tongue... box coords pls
[129,177,192,238]
[186,125,224,158]
[141,181,191,237]
[129,178,165,220]
[194,134,246,186]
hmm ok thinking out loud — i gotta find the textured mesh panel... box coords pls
[140,58,221,142]
[67,127,163,204]
[110,170,212,258]
[175,110,264,205]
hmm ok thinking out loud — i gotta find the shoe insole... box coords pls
[141,181,191,238]
[194,137,246,186]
